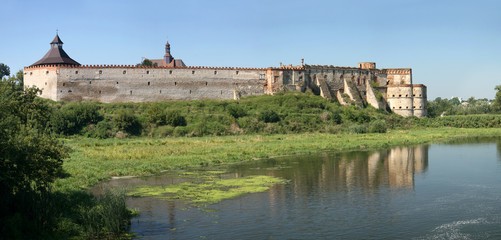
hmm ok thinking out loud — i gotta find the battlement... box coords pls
[381,68,412,75]
[25,64,269,71]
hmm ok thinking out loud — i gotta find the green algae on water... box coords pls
[128,175,286,206]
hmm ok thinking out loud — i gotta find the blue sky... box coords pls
[1,0,501,99]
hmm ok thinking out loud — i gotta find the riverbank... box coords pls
[55,127,501,191]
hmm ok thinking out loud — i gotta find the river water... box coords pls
[102,137,501,239]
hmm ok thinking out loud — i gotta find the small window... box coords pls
[45,82,47,86]
[130,90,132,95]
[192,70,195,74]
[413,94,415,97]
[60,90,62,93]
[419,94,422,97]
[205,82,208,86]
[189,90,192,94]
[169,70,173,74]
[75,71,79,74]
[99,90,101,94]
[406,106,408,109]
[174,82,177,86]
[63,83,65,86]
[399,106,402,109]
[30,72,32,75]
[236,71,239,75]
[123,70,126,74]
[146,70,150,74]
[89,81,92,84]
[392,95,395,97]
[116,82,118,84]
[399,95,402,97]
[221,90,223,95]
[148,82,150,86]
[68,90,72,93]
[160,90,162,94]
[99,70,102,74]
[405,94,408,97]
[214,71,217,75]
[46,71,49,74]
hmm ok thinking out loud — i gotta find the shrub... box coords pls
[145,104,166,125]
[226,103,247,118]
[84,120,114,139]
[51,102,101,135]
[258,110,280,123]
[347,124,368,134]
[369,119,387,133]
[165,111,187,127]
[112,109,142,135]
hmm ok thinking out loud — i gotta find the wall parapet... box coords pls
[24,64,269,71]
[381,68,412,74]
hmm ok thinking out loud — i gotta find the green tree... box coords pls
[0,63,10,79]
[0,78,67,236]
[492,85,501,113]
[137,58,158,67]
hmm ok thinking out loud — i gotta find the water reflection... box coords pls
[230,145,428,192]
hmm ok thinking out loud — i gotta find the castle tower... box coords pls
[30,33,80,66]
[164,38,173,64]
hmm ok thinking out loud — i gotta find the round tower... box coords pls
[412,85,427,117]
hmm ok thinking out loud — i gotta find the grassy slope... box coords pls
[55,128,501,191]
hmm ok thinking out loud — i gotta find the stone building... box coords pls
[24,34,427,117]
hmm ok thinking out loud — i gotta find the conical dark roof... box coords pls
[31,34,80,66]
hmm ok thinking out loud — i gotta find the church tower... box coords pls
[164,38,173,64]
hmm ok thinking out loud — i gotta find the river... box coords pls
[98,137,501,239]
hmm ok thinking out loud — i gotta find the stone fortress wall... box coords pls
[25,65,268,102]
[24,62,427,117]
[23,33,427,118]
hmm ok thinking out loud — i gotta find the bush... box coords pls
[258,110,280,123]
[347,124,368,134]
[51,102,101,135]
[145,104,166,125]
[84,120,114,139]
[112,109,142,135]
[369,119,387,133]
[165,111,187,127]
[226,103,247,118]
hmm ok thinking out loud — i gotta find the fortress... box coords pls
[24,34,427,117]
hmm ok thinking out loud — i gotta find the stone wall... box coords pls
[24,65,267,102]
[23,63,428,117]
[387,85,414,117]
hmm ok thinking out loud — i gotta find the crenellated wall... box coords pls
[24,62,427,117]
[24,65,267,102]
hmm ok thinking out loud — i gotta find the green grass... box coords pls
[55,127,501,191]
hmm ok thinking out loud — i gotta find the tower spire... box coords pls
[164,36,173,64]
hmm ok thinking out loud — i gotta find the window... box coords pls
[221,90,223,95]
[89,81,91,84]
[99,90,101,94]
[75,71,79,74]
[189,90,192,94]
[45,82,47,86]
[123,70,126,74]
[146,70,150,74]
[205,82,208,86]
[148,82,150,86]
[174,82,177,86]
[116,82,118,84]
[236,71,239,75]
[192,70,195,74]
[46,71,49,74]
[214,71,217,75]
[169,70,173,74]
[30,72,32,75]
[63,83,65,86]
[130,90,132,95]
[68,90,72,93]
[99,70,102,74]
